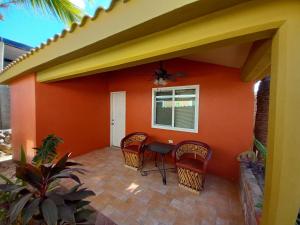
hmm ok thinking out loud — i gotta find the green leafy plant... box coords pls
[254,138,267,160]
[0,152,95,225]
[0,174,15,224]
[1,0,87,25]
[32,134,63,165]
[0,146,27,225]
[0,174,26,225]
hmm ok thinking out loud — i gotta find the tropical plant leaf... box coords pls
[47,180,60,192]
[65,161,82,167]
[64,189,95,201]
[66,184,82,194]
[33,134,63,165]
[8,193,32,223]
[49,172,81,184]
[20,145,27,165]
[62,167,87,175]
[74,208,95,223]
[47,192,65,206]
[72,200,90,209]
[0,174,14,184]
[16,164,42,189]
[40,164,52,178]
[254,138,267,159]
[10,186,27,200]
[50,153,71,176]
[0,184,20,192]
[41,198,58,225]
[22,198,40,225]
[58,205,75,225]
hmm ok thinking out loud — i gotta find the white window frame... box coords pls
[151,85,199,133]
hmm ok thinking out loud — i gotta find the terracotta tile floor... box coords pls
[72,148,244,225]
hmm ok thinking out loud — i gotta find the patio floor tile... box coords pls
[73,147,244,225]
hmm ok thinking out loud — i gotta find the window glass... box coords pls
[153,86,198,132]
[175,89,196,95]
[155,90,172,97]
[155,96,172,126]
[174,97,195,129]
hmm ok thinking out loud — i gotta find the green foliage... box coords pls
[0,174,23,225]
[254,138,267,160]
[0,152,95,225]
[255,202,263,209]
[20,145,27,165]
[32,134,63,165]
[2,0,88,25]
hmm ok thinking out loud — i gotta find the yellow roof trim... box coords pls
[0,0,250,84]
[1,0,126,74]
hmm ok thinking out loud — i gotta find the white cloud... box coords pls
[70,0,86,9]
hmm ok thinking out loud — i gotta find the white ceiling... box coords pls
[182,42,253,68]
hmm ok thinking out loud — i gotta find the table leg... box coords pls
[161,154,167,185]
[141,151,145,170]
[155,152,158,167]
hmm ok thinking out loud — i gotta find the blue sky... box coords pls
[0,0,112,48]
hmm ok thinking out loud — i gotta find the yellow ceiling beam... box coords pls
[35,0,298,83]
[0,0,249,84]
[241,39,272,82]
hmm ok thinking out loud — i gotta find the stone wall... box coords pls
[240,162,263,225]
[254,77,270,146]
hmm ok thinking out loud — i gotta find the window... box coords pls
[152,85,199,133]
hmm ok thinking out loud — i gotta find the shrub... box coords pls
[0,137,95,225]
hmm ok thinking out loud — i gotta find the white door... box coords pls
[110,92,126,147]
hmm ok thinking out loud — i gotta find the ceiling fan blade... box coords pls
[155,69,161,74]
[174,72,186,77]
[166,74,177,81]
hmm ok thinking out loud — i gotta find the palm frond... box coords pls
[14,0,84,25]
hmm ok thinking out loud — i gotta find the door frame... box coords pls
[110,91,126,147]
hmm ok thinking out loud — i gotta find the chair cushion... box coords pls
[176,158,204,173]
[123,145,140,154]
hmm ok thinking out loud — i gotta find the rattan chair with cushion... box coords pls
[121,132,148,170]
[173,140,212,193]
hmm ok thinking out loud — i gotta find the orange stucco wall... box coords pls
[35,76,110,157]
[9,58,253,180]
[108,59,254,180]
[10,74,37,160]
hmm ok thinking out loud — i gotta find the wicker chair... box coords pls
[173,140,212,193]
[120,132,148,170]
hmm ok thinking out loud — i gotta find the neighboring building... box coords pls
[0,1,299,225]
[0,37,32,129]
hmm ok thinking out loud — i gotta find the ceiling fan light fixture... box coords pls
[160,78,167,86]
[153,62,185,86]
[154,77,167,86]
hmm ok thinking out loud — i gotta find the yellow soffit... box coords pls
[35,0,300,83]
[0,0,250,83]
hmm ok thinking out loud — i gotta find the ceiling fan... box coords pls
[153,62,186,86]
